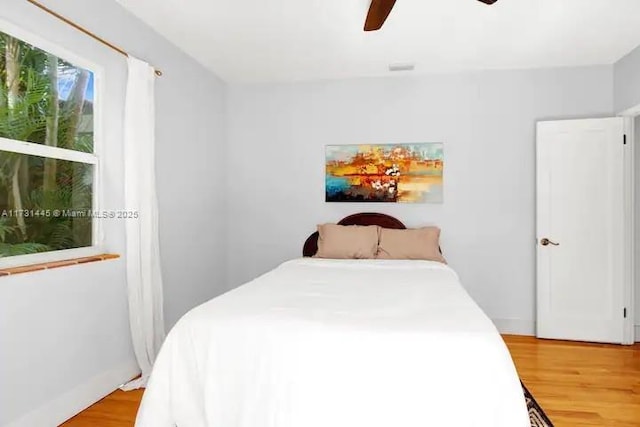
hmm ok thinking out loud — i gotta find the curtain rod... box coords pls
[25,0,163,77]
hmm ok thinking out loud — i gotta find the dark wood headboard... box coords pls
[302,213,406,257]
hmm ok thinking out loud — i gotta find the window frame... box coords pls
[0,18,105,269]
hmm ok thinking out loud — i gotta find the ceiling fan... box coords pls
[364,0,499,31]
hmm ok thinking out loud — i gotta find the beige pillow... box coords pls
[315,224,380,259]
[376,227,446,263]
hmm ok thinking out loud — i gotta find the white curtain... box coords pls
[121,56,166,391]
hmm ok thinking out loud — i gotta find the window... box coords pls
[0,26,100,265]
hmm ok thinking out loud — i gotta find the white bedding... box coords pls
[136,258,529,427]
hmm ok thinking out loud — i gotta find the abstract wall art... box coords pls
[325,143,443,203]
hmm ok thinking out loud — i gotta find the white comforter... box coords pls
[136,259,529,427]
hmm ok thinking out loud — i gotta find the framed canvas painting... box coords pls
[325,143,443,203]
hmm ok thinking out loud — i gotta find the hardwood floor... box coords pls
[504,335,640,427]
[62,389,144,427]
[62,335,640,427]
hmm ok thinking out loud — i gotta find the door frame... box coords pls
[618,105,638,344]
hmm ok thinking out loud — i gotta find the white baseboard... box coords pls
[493,320,639,342]
[492,318,535,336]
[6,359,140,427]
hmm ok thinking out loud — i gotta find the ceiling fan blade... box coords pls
[364,0,397,32]
[477,0,499,4]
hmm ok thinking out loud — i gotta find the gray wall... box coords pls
[227,66,614,335]
[614,45,640,113]
[0,0,227,425]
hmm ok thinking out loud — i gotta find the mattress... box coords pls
[136,258,529,427]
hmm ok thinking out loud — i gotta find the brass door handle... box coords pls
[540,238,559,246]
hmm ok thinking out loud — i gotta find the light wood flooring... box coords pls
[61,335,640,427]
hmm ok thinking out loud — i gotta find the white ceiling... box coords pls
[116,0,640,83]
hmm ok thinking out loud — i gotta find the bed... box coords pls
[136,213,529,427]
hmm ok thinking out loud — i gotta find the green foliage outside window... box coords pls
[0,31,95,258]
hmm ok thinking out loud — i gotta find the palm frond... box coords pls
[0,242,50,257]
[0,218,15,242]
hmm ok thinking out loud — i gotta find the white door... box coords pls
[537,118,626,343]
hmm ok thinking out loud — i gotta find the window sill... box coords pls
[0,254,120,276]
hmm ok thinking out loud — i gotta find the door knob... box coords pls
[540,238,559,246]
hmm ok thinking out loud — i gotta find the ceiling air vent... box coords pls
[389,63,415,72]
